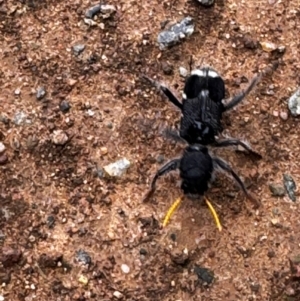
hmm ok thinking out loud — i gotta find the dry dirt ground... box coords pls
[0,0,300,300]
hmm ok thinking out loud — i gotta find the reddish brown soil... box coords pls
[0,0,300,300]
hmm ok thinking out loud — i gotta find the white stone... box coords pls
[104,158,130,177]
[121,264,130,274]
[288,88,300,116]
[0,142,5,154]
[113,291,124,299]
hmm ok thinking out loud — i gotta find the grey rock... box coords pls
[269,183,285,197]
[250,283,261,293]
[85,4,102,18]
[161,62,173,75]
[59,100,71,113]
[36,86,46,100]
[76,249,91,265]
[47,216,55,229]
[0,115,9,125]
[104,158,131,177]
[100,4,116,18]
[157,17,194,50]
[13,111,30,125]
[93,166,104,178]
[85,4,116,19]
[197,0,215,6]
[194,265,214,285]
[73,44,85,55]
[288,88,300,116]
[106,122,113,129]
[156,154,165,164]
[283,174,297,202]
[179,66,188,78]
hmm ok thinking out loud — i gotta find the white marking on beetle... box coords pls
[191,69,205,77]
[207,69,220,78]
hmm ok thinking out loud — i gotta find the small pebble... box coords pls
[30,284,35,290]
[100,4,116,18]
[106,122,113,129]
[288,88,300,116]
[157,16,194,50]
[36,86,46,100]
[51,130,69,146]
[14,88,21,95]
[0,154,8,165]
[121,264,130,274]
[179,66,188,78]
[283,174,297,202]
[84,18,97,26]
[59,100,71,113]
[47,215,55,229]
[78,275,89,285]
[161,62,173,75]
[28,235,35,242]
[250,283,261,293]
[0,142,5,154]
[197,0,215,6]
[260,41,277,52]
[100,147,108,155]
[170,233,176,241]
[73,44,85,55]
[13,111,27,125]
[194,265,214,284]
[67,79,77,86]
[267,249,275,258]
[85,4,102,18]
[87,109,95,116]
[76,250,91,265]
[113,291,124,299]
[156,154,165,164]
[269,183,285,197]
[85,4,116,19]
[0,295,4,301]
[139,248,147,255]
[280,111,288,120]
[0,115,9,124]
[103,158,131,177]
[277,45,286,53]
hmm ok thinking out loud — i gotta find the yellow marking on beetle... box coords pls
[162,196,222,231]
[162,197,182,228]
[205,197,222,231]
